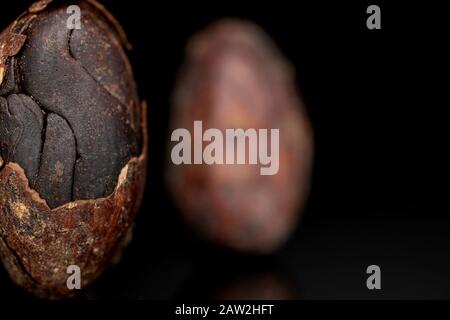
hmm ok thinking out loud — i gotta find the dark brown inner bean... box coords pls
[0,1,142,208]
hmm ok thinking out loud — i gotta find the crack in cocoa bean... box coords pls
[2,99,25,170]
[67,27,132,115]
[34,111,47,189]
[26,94,80,200]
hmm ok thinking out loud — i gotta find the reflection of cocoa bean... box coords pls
[0,0,146,298]
[214,272,300,300]
[177,253,301,300]
[168,19,313,253]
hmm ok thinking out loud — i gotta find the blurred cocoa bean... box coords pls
[168,19,313,253]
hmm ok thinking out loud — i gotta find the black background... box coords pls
[0,0,448,300]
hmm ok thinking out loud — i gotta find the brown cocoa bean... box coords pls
[168,19,313,254]
[0,0,147,298]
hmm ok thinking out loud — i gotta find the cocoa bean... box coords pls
[168,19,313,253]
[0,0,147,298]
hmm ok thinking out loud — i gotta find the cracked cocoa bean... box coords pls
[168,19,313,254]
[0,0,147,298]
